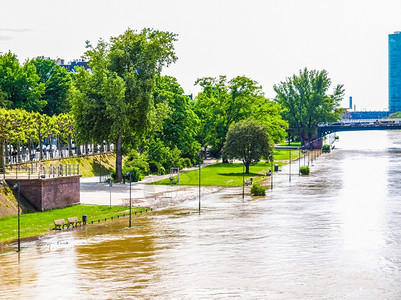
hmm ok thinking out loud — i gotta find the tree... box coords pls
[153,75,200,159]
[194,75,287,159]
[71,28,177,181]
[222,119,273,173]
[274,68,344,146]
[0,51,46,112]
[31,57,72,116]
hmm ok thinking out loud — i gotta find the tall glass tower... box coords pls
[389,31,401,112]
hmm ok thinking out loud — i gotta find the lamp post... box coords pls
[289,150,291,183]
[198,161,201,213]
[242,158,245,200]
[108,178,112,208]
[12,183,20,252]
[125,171,132,228]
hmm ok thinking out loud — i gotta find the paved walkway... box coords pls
[80,159,221,210]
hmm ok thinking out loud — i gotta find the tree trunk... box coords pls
[115,135,123,182]
[245,162,250,174]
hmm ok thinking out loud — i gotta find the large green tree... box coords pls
[71,28,177,181]
[223,119,273,173]
[0,51,46,112]
[31,57,72,116]
[274,68,344,145]
[153,75,200,159]
[194,75,287,159]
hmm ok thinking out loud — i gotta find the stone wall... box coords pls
[6,176,80,211]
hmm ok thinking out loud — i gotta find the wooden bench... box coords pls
[67,217,82,227]
[54,219,69,230]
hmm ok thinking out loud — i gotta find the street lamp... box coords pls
[198,160,201,213]
[12,183,21,252]
[125,171,132,227]
[108,178,112,208]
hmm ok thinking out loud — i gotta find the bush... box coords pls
[250,182,266,196]
[300,166,310,175]
[179,157,192,169]
[124,151,149,175]
[322,144,331,153]
[122,166,144,182]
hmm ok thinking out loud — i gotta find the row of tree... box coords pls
[0,28,345,180]
[0,109,76,169]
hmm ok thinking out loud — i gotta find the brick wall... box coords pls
[6,176,80,211]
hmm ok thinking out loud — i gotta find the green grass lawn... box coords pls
[0,205,149,244]
[278,141,302,147]
[153,150,301,186]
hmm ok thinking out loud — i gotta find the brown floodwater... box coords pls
[1,131,401,299]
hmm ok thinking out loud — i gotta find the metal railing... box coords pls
[3,163,80,179]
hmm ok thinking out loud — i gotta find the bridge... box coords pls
[318,119,401,138]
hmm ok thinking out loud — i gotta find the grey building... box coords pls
[389,31,401,112]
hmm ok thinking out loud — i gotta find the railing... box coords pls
[3,163,80,179]
[5,144,114,166]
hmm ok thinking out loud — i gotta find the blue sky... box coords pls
[1,0,401,110]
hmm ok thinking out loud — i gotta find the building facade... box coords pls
[389,31,401,112]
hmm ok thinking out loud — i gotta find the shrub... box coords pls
[250,182,266,196]
[300,166,310,175]
[124,151,149,175]
[322,144,331,153]
[179,157,192,169]
[122,166,143,182]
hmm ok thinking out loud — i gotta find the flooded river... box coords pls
[1,131,401,299]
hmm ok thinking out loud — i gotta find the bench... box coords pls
[54,219,69,230]
[67,217,82,227]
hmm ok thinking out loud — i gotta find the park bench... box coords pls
[54,219,69,230]
[67,217,82,227]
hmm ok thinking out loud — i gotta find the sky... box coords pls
[1,0,401,110]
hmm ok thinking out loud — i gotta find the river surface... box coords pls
[1,131,401,299]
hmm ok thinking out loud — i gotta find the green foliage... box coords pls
[31,57,72,115]
[250,182,266,196]
[124,150,150,175]
[122,166,144,182]
[153,76,201,160]
[223,119,273,173]
[322,144,331,153]
[0,51,46,112]
[274,68,344,145]
[388,111,401,119]
[193,75,287,159]
[72,28,178,181]
[300,166,310,175]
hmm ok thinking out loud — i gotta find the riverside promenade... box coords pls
[80,161,222,210]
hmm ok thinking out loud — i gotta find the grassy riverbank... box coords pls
[0,205,149,244]
[153,149,301,186]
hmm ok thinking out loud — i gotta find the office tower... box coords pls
[389,31,401,112]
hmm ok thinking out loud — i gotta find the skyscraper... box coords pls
[389,31,401,112]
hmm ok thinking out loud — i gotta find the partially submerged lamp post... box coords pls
[242,158,245,200]
[12,183,21,252]
[198,160,201,213]
[125,171,132,228]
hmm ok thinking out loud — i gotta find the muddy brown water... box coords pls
[1,131,401,299]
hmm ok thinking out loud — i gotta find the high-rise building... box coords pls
[389,31,401,112]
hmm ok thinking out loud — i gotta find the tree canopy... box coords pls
[193,75,287,159]
[31,57,72,116]
[223,118,273,173]
[0,51,46,112]
[274,68,344,145]
[71,28,178,181]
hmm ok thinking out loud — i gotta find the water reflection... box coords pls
[1,131,401,298]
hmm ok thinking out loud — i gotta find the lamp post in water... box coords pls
[12,183,21,252]
[125,171,132,228]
